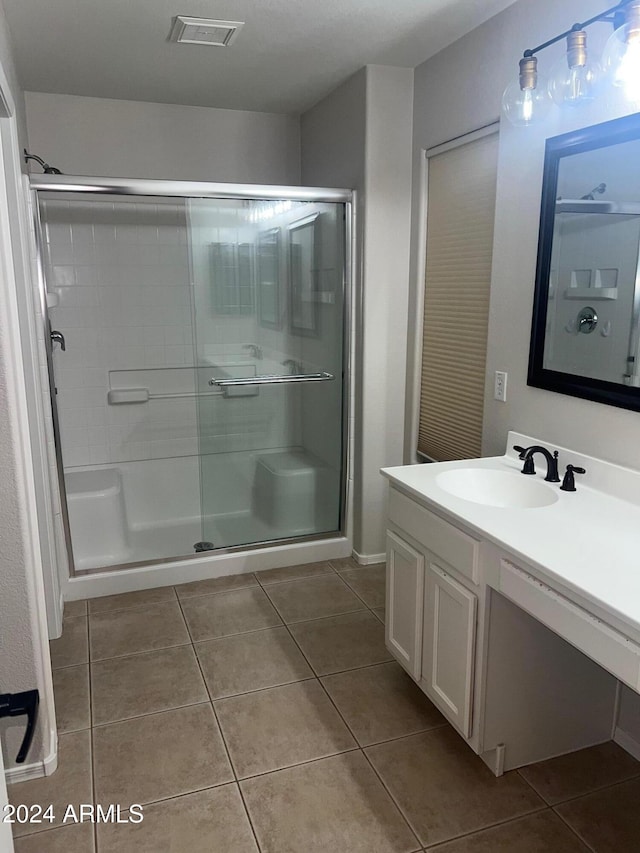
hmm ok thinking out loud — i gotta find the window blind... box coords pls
[418,131,499,462]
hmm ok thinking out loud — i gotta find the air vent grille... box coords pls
[170,16,244,47]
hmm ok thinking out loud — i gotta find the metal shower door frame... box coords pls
[30,175,354,576]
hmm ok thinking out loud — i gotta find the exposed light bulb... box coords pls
[601,1,640,105]
[502,56,552,126]
[548,30,599,107]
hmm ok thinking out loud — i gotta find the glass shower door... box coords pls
[189,197,346,549]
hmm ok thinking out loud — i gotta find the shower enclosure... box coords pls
[31,178,350,575]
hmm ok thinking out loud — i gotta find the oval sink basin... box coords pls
[436,468,558,508]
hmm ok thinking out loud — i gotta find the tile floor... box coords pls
[10,558,640,852]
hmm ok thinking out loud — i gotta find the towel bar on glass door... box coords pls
[209,372,334,387]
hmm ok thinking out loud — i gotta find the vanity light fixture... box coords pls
[502,0,640,125]
[548,30,599,107]
[601,0,640,103]
[502,57,552,126]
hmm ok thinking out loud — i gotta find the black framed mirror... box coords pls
[528,112,640,412]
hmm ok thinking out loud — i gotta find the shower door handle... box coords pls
[209,372,334,387]
[50,330,66,351]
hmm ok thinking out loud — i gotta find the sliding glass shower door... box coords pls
[36,185,348,573]
[189,197,346,549]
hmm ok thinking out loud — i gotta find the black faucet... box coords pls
[513,445,561,482]
[560,464,586,492]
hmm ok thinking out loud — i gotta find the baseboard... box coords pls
[5,739,58,785]
[614,726,640,761]
[352,551,386,566]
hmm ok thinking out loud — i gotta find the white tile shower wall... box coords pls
[45,195,309,468]
[44,197,197,466]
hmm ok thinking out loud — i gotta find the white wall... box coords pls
[25,91,301,185]
[409,0,640,751]
[405,0,604,458]
[301,65,414,558]
[0,0,55,773]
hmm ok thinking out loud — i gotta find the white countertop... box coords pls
[382,431,640,641]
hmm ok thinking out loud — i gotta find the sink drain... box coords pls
[194,541,215,553]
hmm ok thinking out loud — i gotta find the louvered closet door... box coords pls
[418,131,498,461]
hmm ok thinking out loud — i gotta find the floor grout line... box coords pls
[89,639,192,665]
[87,595,181,618]
[261,584,368,626]
[255,566,337,588]
[86,613,98,853]
[234,745,363,783]
[90,698,215,730]
[551,805,599,853]
[358,747,424,851]
[522,770,640,808]
[57,568,630,853]
[266,600,426,853]
[175,592,265,853]
[279,603,386,630]
[420,806,553,850]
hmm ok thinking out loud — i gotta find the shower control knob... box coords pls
[577,307,597,334]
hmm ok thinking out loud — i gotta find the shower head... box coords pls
[23,149,62,174]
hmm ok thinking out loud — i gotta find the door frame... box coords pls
[0,51,57,785]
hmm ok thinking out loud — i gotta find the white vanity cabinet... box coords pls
[385,486,482,739]
[382,433,640,776]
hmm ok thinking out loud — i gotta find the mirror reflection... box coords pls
[546,138,640,385]
[528,113,640,411]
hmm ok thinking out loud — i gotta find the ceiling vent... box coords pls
[170,16,244,47]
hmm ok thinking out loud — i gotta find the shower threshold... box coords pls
[73,510,338,574]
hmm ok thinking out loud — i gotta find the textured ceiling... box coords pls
[4,0,519,114]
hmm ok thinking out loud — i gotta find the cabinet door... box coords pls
[386,531,425,679]
[423,562,477,737]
